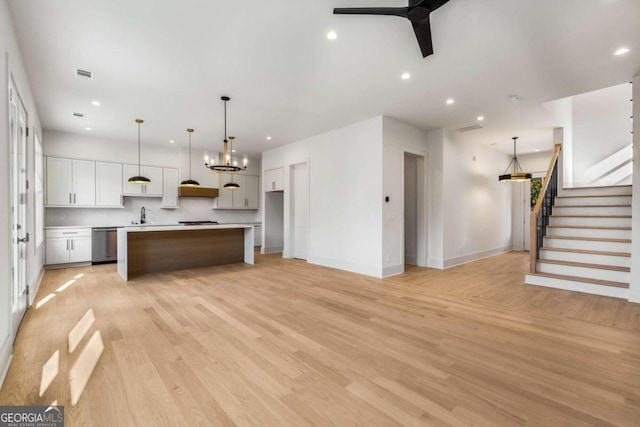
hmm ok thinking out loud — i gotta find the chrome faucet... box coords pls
[140,206,146,224]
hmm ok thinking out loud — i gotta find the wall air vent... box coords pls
[75,68,94,80]
[73,112,85,118]
[456,124,484,133]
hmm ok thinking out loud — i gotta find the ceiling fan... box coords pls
[333,0,451,58]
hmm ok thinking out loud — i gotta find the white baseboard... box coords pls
[28,268,45,307]
[0,335,13,390]
[427,258,444,269]
[404,255,417,265]
[382,264,404,278]
[307,255,383,278]
[263,246,284,254]
[443,245,512,269]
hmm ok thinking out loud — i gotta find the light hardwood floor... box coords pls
[2,251,640,426]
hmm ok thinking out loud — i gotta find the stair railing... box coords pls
[530,144,562,273]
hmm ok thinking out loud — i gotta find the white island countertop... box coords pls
[117,223,254,281]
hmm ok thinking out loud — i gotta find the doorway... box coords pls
[9,78,29,338]
[290,162,309,260]
[403,152,427,267]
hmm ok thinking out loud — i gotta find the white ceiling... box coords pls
[7,0,640,156]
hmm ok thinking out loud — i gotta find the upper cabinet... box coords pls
[46,157,96,207]
[214,174,259,210]
[122,164,163,197]
[161,168,179,209]
[95,162,123,207]
[265,168,284,192]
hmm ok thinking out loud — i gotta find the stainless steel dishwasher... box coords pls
[92,227,118,264]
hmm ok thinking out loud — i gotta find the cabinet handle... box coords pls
[272,181,275,190]
[71,239,74,250]
[69,193,72,204]
[66,239,69,250]
[73,193,76,204]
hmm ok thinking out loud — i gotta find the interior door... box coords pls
[9,81,28,337]
[292,162,309,260]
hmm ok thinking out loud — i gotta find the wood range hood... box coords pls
[178,187,219,198]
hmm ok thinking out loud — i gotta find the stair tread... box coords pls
[540,247,631,257]
[562,185,632,190]
[556,195,632,199]
[544,235,631,243]
[537,258,630,272]
[554,204,631,208]
[528,272,629,289]
[546,225,631,230]
[551,215,631,218]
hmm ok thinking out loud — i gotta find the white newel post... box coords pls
[629,77,640,303]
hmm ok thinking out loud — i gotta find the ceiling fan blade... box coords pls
[420,0,450,12]
[412,18,434,58]
[333,7,409,18]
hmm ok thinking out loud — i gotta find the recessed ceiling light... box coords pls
[614,47,630,56]
[477,115,485,121]
[91,101,101,106]
[85,127,92,131]
[232,149,236,153]
[535,149,541,152]
[509,95,521,102]
[169,139,175,144]
[446,98,455,105]
[401,72,411,80]
[327,31,338,40]
[266,136,272,140]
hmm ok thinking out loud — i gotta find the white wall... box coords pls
[43,130,261,227]
[262,116,384,277]
[572,83,632,186]
[629,77,640,303]
[544,98,573,187]
[381,117,436,273]
[441,130,513,267]
[1,0,45,386]
[404,153,417,265]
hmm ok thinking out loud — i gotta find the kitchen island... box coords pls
[117,224,254,281]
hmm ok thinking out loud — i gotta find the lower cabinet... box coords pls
[45,228,92,265]
[254,225,262,247]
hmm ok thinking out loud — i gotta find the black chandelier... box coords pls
[204,96,247,182]
[499,137,532,182]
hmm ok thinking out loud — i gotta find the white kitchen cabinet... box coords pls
[161,167,179,209]
[215,174,259,209]
[254,224,262,247]
[122,164,164,197]
[265,168,284,192]
[245,175,259,209]
[45,228,92,265]
[46,157,96,206]
[95,162,123,207]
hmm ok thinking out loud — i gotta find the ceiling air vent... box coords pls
[73,112,85,118]
[456,124,484,133]
[75,68,94,80]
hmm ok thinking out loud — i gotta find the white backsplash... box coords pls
[45,196,260,227]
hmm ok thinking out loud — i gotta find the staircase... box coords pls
[525,185,632,299]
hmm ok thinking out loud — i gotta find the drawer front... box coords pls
[46,228,92,239]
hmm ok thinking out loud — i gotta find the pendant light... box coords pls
[499,137,532,182]
[180,128,200,187]
[204,96,247,189]
[128,119,151,184]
